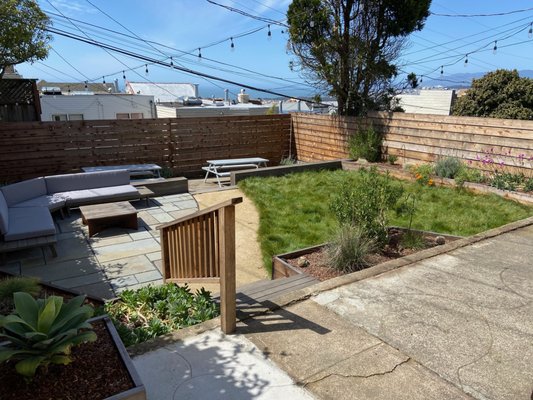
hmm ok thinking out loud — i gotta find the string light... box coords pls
[145,64,149,74]
[198,48,202,59]
[122,70,126,79]
[84,81,88,89]
[289,61,294,71]
[267,24,272,40]
[529,23,532,38]
[464,54,468,67]
[170,57,173,66]
[493,40,498,54]
[440,65,443,75]
[230,37,235,51]
[102,76,106,84]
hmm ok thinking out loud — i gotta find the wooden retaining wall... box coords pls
[292,112,533,175]
[0,114,291,183]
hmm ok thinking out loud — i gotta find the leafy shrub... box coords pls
[387,154,398,165]
[326,225,376,273]
[408,164,434,186]
[0,293,96,378]
[330,168,403,244]
[454,167,486,187]
[0,277,40,301]
[280,156,296,165]
[490,172,524,191]
[348,125,383,162]
[524,178,533,192]
[105,283,219,347]
[435,157,463,179]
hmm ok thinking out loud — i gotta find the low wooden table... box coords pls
[79,202,138,237]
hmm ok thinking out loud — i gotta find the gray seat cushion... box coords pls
[4,207,56,241]
[11,194,66,211]
[1,177,47,206]
[0,192,8,235]
[60,185,139,206]
[45,170,130,193]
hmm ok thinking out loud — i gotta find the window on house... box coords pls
[116,113,130,120]
[52,114,68,121]
[68,114,84,121]
[130,113,144,119]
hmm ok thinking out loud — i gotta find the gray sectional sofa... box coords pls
[0,170,140,258]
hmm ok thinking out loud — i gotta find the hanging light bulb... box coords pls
[122,70,126,80]
[170,57,174,66]
[84,81,88,89]
[267,24,272,40]
[198,48,202,59]
[145,64,149,75]
[289,61,294,71]
[102,76,106,84]
[420,76,423,83]
[464,54,468,67]
[230,37,235,51]
[493,40,498,54]
[529,23,532,39]
[440,65,443,75]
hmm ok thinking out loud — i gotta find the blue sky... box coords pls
[16,0,533,99]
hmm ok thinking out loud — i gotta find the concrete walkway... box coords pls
[239,220,533,400]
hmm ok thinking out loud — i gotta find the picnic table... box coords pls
[202,158,269,187]
[82,164,162,179]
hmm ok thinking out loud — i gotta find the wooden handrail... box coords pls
[158,196,241,334]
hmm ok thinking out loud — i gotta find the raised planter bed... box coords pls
[272,228,462,281]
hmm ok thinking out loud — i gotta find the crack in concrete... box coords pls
[301,357,411,388]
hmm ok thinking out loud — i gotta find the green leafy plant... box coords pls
[401,231,425,249]
[454,167,486,187]
[280,156,297,165]
[0,293,96,378]
[160,167,174,179]
[330,167,403,245]
[524,178,533,192]
[387,154,398,165]
[348,125,383,162]
[409,164,434,186]
[326,225,376,273]
[434,157,463,179]
[490,172,524,191]
[104,283,219,347]
[0,277,40,301]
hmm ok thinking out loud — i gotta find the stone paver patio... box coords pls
[0,193,198,299]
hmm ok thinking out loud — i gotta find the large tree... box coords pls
[452,69,533,120]
[0,0,51,78]
[287,0,431,116]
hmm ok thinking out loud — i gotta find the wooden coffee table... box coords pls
[80,201,138,237]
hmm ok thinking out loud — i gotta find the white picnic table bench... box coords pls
[82,164,162,179]
[202,158,269,187]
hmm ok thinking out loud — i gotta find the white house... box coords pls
[395,89,456,115]
[125,82,199,105]
[40,94,156,121]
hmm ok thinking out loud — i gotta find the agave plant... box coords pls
[0,292,97,378]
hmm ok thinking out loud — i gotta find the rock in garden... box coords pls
[435,236,446,245]
[297,256,310,268]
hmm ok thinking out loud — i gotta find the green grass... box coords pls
[239,169,533,272]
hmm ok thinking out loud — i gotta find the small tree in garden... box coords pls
[330,167,403,244]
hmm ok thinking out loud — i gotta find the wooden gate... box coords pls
[157,197,242,333]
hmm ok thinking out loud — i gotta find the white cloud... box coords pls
[45,0,97,16]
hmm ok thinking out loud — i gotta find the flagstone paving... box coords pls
[0,193,198,299]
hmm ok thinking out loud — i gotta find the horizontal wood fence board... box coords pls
[0,115,291,182]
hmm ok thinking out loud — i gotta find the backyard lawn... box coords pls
[239,169,533,271]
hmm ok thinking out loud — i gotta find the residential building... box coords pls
[37,80,118,95]
[125,82,199,105]
[395,89,457,115]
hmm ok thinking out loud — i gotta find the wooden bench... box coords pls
[203,158,269,187]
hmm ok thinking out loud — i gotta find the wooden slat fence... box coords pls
[292,112,533,175]
[0,114,291,183]
[157,197,242,334]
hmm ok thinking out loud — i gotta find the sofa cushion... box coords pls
[0,192,8,235]
[60,185,139,206]
[4,207,56,241]
[45,170,130,194]
[11,194,66,211]
[1,178,47,206]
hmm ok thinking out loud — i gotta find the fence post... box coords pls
[219,204,237,334]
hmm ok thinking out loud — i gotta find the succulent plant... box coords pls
[0,293,97,378]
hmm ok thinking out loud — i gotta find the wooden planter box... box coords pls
[272,228,462,280]
[94,315,147,400]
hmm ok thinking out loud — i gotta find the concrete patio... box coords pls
[0,193,198,299]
